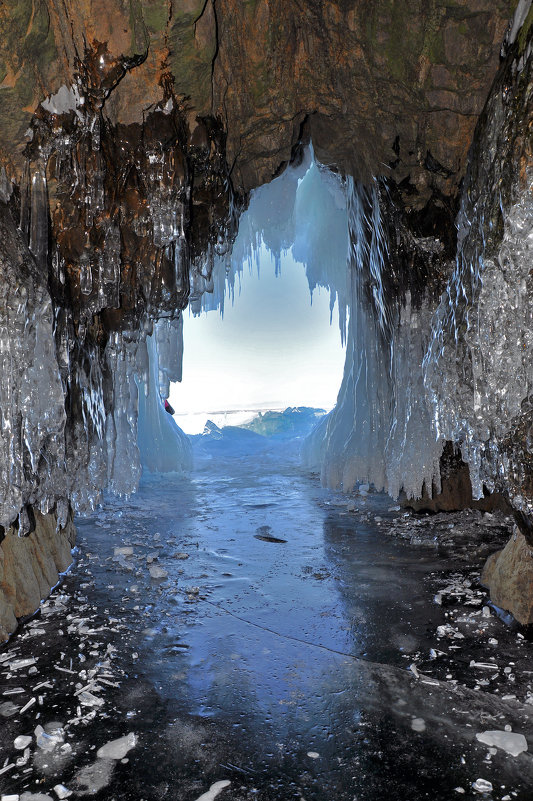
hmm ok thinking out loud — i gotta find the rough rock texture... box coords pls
[0,510,76,642]
[481,528,533,624]
[0,0,513,209]
[213,0,511,200]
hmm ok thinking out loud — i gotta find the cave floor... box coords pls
[1,437,533,800]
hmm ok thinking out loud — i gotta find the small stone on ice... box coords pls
[96,732,137,760]
[307,751,320,759]
[411,718,426,732]
[475,730,528,757]
[14,735,32,750]
[472,779,493,793]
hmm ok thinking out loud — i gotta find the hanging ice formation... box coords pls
[200,146,351,340]
[307,15,533,505]
[423,27,533,511]
[137,320,192,474]
[192,146,446,501]
[303,180,444,499]
[0,55,236,533]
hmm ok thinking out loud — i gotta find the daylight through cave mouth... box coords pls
[136,147,447,503]
[137,148,349,471]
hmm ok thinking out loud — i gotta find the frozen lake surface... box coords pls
[1,426,533,799]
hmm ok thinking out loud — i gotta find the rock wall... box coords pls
[0,510,76,642]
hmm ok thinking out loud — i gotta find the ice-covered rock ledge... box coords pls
[0,509,76,642]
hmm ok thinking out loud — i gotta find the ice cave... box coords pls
[0,1,533,799]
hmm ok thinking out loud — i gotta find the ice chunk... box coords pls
[114,547,134,557]
[96,732,137,760]
[72,759,115,794]
[472,779,493,793]
[34,724,63,751]
[9,658,37,671]
[78,691,104,708]
[193,780,231,801]
[52,787,71,800]
[14,735,32,750]
[148,565,168,579]
[475,730,528,757]
[20,794,54,801]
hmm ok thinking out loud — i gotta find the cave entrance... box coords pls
[139,147,350,468]
[170,242,346,437]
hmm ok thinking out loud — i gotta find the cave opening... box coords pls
[0,2,533,796]
[137,148,349,473]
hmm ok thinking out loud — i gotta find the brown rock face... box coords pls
[481,529,533,625]
[0,510,76,642]
[0,1,513,205]
[213,0,512,201]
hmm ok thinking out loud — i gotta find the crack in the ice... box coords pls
[198,594,366,662]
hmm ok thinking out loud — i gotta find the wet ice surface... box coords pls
[1,434,533,800]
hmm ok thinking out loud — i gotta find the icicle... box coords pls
[79,251,93,295]
[0,167,12,203]
[137,333,192,474]
[29,164,49,271]
[18,506,31,537]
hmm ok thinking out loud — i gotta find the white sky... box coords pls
[169,249,346,433]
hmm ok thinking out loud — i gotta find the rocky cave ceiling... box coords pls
[0,0,513,200]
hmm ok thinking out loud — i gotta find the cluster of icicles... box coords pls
[3,115,533,533]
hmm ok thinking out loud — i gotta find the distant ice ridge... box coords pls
[304,179,443,499]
